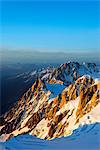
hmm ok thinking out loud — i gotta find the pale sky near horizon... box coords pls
[0,0,100,52]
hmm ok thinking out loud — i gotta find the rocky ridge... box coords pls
[0,62,100,142]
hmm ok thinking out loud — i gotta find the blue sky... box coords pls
[0,0,100,52]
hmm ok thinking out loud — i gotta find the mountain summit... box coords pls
[0,62,100,142]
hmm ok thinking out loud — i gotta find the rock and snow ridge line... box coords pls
[0,62,100,142]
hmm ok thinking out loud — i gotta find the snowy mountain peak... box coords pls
[0,62,100,142]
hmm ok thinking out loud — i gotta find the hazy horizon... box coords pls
[1,48,100,65]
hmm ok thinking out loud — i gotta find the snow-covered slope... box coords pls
[0,123,100,150]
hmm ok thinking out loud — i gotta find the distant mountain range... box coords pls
[1,49,100,65]
[0,62,100,142]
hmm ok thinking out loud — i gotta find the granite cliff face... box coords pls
[0,62,100,142]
